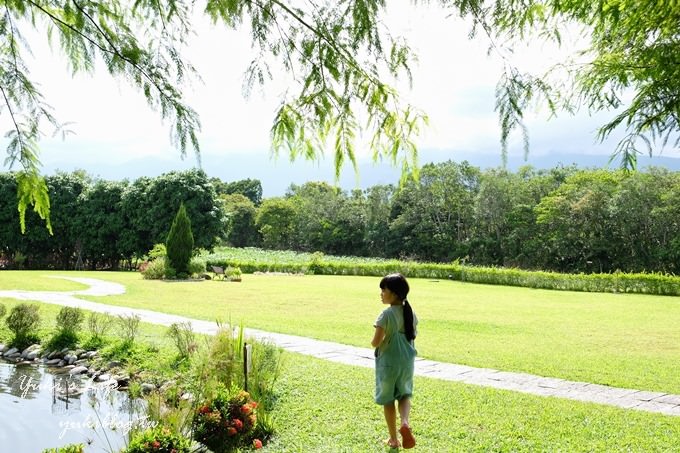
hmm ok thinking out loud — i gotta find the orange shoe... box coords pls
[400,425,416,449]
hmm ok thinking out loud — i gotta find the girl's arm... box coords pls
[371,326,385,348]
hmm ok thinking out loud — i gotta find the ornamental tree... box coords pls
[166,203,194,276]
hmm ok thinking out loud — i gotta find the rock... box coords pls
[69,366,89,375]
[26,351,40,360]
[98,379,119,388]
[5,348,18,357]
[60,347,69,354]
[107,361,122,370]
[64,354,77,365]
[82,351,98,359]
[45,358,62,366]
[16,360,34,366]
[6,352,20,359]
[0,344,7,353]
[47,351,58,359]
[115,375,130,386]
[140,383,156,394]
[180,392,194,401]
[96,373,111,382]
[74,349,85,357]
[20,344,39,358]
[74,359,90,366]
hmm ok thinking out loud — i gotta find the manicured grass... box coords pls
[0,299,678,451]
[1,271,680,395]
[265,352,680,452]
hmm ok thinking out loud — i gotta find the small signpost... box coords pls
[243,343,253,391]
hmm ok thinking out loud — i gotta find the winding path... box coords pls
[1,277,679,417]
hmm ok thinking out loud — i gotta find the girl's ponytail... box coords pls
[403,299,416,342]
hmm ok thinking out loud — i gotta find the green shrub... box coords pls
[141,257,168,280]
[226,266,242,281]
[87,312,112,340]
[188,258,206,276]
[56,306,84,334]
[123,426,191,453]
[148,243,167,259]
[0,303,6,319]
[164,265,177,279]
[166,322,196,358]
[203,247,680,296]
[5,303,41,345]
[117,313,141,344]
[166,203,194,276]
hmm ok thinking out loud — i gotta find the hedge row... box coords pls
[204,257,680,296]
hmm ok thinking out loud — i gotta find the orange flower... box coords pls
[253,439,263,449]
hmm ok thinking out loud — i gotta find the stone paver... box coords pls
[1,276,679,417]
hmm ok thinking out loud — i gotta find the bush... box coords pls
[226,266,242,281]
[166,322,196,358]
[117,313,141,344]
[56,306,84,334]
[166,203,194,276]
[123,426,191,453]
[192,387,263,452]
[87,312,112,340]
[141,257,168,280]
[0,303,6,319]
[148,243,167,260]
[188,258,206,276]
[5,303,41,344]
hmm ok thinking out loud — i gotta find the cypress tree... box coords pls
[166,203,194,276]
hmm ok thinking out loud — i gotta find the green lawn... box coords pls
[267,353,680,452]
[1,297,678,451]
[1,270,680,395]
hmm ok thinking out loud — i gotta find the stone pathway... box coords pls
[1,276,679,417]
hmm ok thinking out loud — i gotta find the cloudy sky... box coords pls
[2,3,677,196]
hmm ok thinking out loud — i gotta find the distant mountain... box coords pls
[42,149,680,198]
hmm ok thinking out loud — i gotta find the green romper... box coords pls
[374,305,417,405]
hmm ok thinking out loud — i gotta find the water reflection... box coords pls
[0,362,150,452]
[0,362,42,399]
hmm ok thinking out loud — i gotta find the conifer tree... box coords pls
[166,203,194,277]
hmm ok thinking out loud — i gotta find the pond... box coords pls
[0,362,151,452]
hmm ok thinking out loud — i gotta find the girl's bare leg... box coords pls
[398,397,411,427]
[383,403,399,446]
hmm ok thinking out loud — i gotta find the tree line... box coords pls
[2,162,679,274]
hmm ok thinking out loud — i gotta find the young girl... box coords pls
[371,273,418,449]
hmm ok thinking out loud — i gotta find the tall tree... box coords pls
[1,1,425,231]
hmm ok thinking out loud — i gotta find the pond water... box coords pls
[0,362,150,452]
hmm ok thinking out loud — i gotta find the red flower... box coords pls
[240,404,252,415]
[198,405,211,414]
[226,427,237,437]
[253,439,263,449]
[232,418,244,430]
[151,440,161,449]
[251,401,258,408]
